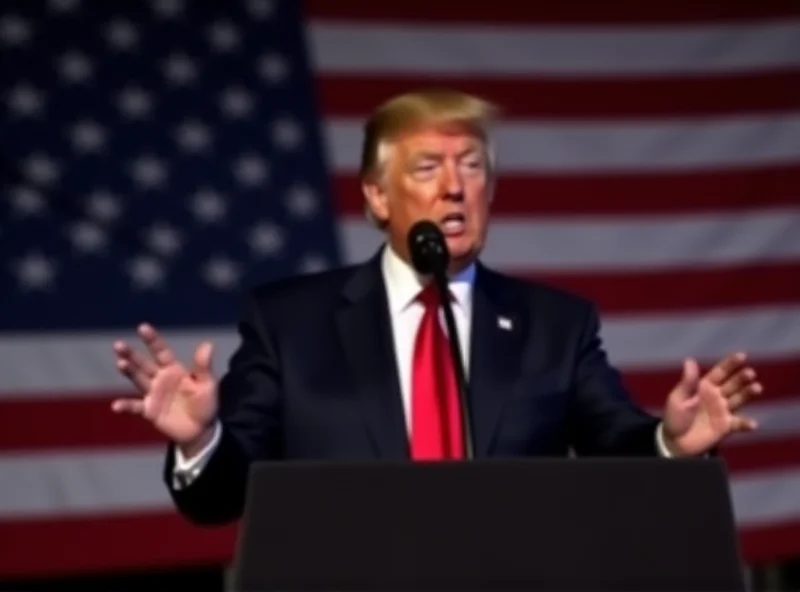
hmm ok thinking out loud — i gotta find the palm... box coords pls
[661,354,761,457]
[143,363,217,443]
[111,323,218,445]
[664,380,732,455]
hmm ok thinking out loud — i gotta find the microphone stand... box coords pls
[431,268,475,461]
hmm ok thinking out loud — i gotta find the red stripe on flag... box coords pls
[1,359,797,451]
[304,0,800,24]
[722,437,800,473]
[624,357,800,409]
[0,394,165,451]
[317,73,800,119]
[520,263,800,315]
[0,512,237,578]
[740,520,800,565]
[332,165,800,216]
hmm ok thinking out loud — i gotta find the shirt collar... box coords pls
[381,243,475,315]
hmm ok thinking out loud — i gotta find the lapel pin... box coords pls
[497,316,513,331]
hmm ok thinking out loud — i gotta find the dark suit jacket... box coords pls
[164,250,660,525]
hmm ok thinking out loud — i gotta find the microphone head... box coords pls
[407,220,449,275]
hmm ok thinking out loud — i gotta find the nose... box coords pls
[442,160,464,200]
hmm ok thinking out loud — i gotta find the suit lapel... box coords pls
[468,264,527,457]
[335,254,410,459]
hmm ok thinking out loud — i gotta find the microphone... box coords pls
[407,220,475,460]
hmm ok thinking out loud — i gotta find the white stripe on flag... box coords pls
[0,446,798,528]
[737,400,800,442]
[731,468,800,526]
[0,446,169,519]
[324,115,800,172]
[599,306,800,369]
[0,330,241,396]
[1,307,799,393]
[308,19,800,75]
[339,213,800,271]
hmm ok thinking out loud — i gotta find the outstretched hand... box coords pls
[661,352,763,457]
[111,323,218,446]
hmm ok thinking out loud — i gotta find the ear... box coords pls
[361,177,390,225]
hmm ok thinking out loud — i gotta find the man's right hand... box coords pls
[111,323,219,456]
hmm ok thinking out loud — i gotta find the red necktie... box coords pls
[411,284,464,461]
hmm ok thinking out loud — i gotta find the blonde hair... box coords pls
[359,89,499,227]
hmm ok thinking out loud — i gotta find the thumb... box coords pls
[192,341,214,380]
[677,358,700,399]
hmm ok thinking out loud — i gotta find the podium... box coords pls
[231,458,745,591]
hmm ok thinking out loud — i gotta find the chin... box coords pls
[444,234,478,261]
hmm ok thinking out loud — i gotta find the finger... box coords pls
[113,341,158,375]
[704,352,748,386]
[110,398,145,415]
[728,381,764,411]
[138,323,176,366]
[191,341,214,379]
[113,342,157,391]
[720,367,757,398]
[729,414,758,432]
[698,379,729,424]
[676,358,700,399]
[116,359,151,393]
[114,344,154,392]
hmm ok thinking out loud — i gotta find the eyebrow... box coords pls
[411,147,482,162]
[411,151,442,162]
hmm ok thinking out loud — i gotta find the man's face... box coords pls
[365,125,493,272]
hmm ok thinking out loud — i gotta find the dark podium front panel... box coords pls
[232,458,744,592]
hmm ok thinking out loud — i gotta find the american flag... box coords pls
[1,0,800,579]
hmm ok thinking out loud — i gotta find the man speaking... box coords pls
[109,89,764,526]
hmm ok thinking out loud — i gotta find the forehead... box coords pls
[394,125,485,156]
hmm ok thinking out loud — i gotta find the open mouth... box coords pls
[440,213,466,236]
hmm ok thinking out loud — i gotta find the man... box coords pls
[111,89,763,526]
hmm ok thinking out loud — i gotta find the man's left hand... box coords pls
[661,352,763,457]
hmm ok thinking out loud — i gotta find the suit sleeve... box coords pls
[568,302,661,456]
[163,293,284,525]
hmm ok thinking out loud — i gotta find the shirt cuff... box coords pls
[655,422,674,458]
[172,420,222,489]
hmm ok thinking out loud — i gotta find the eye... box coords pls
[412,163,438,178]
[461,159,484,173]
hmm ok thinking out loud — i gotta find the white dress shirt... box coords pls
[172,245,673,488]
[381,243,475,433]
